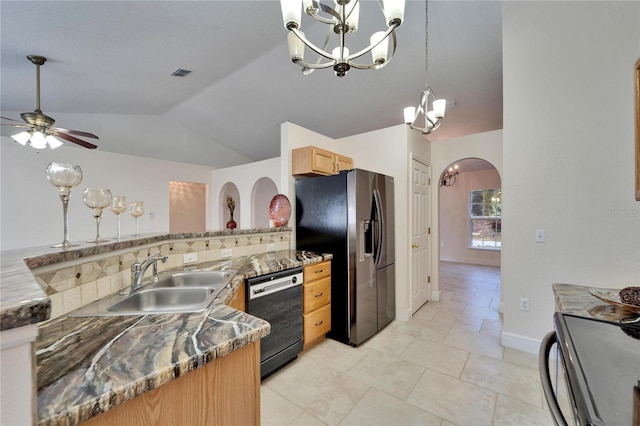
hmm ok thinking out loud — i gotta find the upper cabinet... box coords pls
[292,146,353,177]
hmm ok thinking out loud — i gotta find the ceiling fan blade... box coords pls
[0,123,30,128]
[53,127,99,139]
[1,116,26,124]
[53,131,98,149]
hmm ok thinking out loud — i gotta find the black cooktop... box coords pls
[554,313,640,426]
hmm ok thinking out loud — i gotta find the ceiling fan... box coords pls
[1,55,99,149]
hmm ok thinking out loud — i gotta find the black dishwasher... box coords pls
[246,267,303,379]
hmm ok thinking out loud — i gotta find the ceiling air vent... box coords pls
[171,69,192,77]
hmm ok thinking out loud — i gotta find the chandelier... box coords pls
[403,1,446,134]
[440,165,459,187]
[279,0,406,77]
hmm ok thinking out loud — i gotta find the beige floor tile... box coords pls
[407,368,497,426]
[462,303,502,321]
[461,353,542,407]
[480,318,503,337]
[443,326,504,360]
[361,326,415,356]
[261,355,307,394]
[261,386,306,426]
[277,357,370,425]
[431,308,485,332]
[502,347,539,371]
[347,350,425,401]
[387,316,451,343]
[339,387,443,426]
[303,338,371,373]
[399,337,469,378]
[290,412,327,426]
[493,394,555,426]
[412,302,441,321]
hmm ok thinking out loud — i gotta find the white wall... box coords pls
[502,1,640,352]
[281,121,430,321]
[0,140,214,251]
[439,168,502,267]
[211,157,281,230]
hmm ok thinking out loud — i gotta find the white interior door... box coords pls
[411,159,431,314]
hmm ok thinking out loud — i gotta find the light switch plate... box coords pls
[183,253,198,264]
[535,229,545,243]
[221,248,232,258]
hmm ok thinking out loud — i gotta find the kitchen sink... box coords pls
[150,270,237,289]
[69,269,237,317]
[107,287,217,314]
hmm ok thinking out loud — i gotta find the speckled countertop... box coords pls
[0,228,291,331]
[553,283,639,322]
[36,249,332,426]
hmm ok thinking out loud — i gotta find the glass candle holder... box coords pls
[46,163,83,248]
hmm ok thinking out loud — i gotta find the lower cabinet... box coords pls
[81,341,260,426]
[303,260,331,348]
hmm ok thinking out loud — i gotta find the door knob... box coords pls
[411,243,419,248]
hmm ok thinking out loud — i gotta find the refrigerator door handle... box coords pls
[373,189,383,265]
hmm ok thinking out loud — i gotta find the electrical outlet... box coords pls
[267,243,276,252]
[535,229,545,243]
[183,253,198,264]
[221,248,232,258]
[519,297,530,311]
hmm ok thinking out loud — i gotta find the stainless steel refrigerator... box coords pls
[296,168,395,346]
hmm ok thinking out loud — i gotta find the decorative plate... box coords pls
[589,289,640,313]
[269,194,291,227]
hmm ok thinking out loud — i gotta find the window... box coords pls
[469,189,501,249]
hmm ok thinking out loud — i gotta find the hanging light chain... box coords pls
[424,0,429,87]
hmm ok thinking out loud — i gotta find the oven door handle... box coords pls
[539,331,569,426]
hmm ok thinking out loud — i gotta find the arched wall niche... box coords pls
[219,182,240,229]
[251,177,278,228]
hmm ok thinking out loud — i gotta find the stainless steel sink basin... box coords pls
[69,269,237,317]
[150,270,237,289]
[107,288,217,314]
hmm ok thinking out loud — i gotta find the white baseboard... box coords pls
[501,332,541,355]
[431,290,441,302]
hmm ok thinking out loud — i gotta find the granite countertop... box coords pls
[0,228,291,331]
[553,283,640,323]
[36,249,332,426]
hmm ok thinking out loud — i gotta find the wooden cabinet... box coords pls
[303,260,331,348]
[227,281,245,312]
[292,146,353,177]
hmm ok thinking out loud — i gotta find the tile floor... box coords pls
[261,262,559,426]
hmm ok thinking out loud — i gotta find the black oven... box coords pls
[540,313,640,426]
[246,267,303,379]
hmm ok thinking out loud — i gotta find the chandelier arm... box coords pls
[289,27,338,61]
[293,58,337,70]
[346,23,398,62]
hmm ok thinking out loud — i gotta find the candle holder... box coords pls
[46,163,83,248]
[129,201,144,237]
[83,189,113,243]
[110,195,127,240]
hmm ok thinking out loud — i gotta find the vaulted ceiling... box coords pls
[0,1,502,168]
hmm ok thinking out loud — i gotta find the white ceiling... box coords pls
[0,1,503,168]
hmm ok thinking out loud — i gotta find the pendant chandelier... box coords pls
[404,1,446,134]
[280,0,405,77]
[440,165,459,187]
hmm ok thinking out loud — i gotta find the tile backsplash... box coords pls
[33,230,291,320]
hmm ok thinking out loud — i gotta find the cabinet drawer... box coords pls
[304,304,331,343]
[303,277,331,314]
[304,260,331,281]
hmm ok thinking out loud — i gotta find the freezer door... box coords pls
[349,169,377,345]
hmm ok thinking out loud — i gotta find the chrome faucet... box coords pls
[126,251,168,294]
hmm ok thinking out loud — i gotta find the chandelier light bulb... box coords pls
[11,131,31,145]
[403,107,416,124]
[281,0,302,30]
[382,0,405,26]
[288,31,305,62]
[370,31,389,64]
[433,99,447,118]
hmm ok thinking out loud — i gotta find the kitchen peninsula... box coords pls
[0,228,331,425]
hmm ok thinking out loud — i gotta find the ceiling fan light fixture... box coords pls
[30,131,47,149]
[11,131,31,145]
[46,135,63,149]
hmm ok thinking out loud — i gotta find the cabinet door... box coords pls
[303,260,331,281]
[303,276,331,314]
[292,146,335,176]
[335,154,353,173]
[303,304,331,344]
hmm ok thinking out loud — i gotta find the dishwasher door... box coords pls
[246,268,303,379]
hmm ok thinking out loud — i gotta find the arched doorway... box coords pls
[438,157,502,313]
